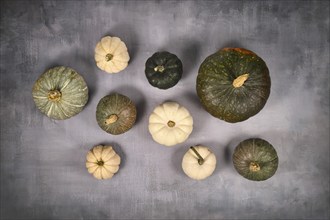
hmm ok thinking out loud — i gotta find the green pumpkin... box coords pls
[145,51,183,89]
[196,48,271,123]
[232,138,278,181]
[96,93,137,135]
[32,66,88,120]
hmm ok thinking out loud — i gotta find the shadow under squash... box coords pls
[171,145,190,177]
[180,40,202,79]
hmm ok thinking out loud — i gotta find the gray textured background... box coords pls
[0,0,329,219]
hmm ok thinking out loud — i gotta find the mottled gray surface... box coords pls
[0,0,329,219]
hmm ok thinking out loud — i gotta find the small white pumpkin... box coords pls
[86,145,121,180]
[94,36,130,74]
[148,102,193,147]
[182,145,217,180]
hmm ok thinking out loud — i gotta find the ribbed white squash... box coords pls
[94,36,130,73]
[86,145,121,180]
[148,102,193,147]
[182,145,216,180]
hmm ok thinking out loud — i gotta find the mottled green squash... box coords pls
[96,93,137,135]
[32,66,88,120]
[233,138,278,181]
[145,51,183,89]
[196,48,271,123]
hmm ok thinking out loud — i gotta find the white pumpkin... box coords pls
[86,145,121,180]
[182,145,217,180]
[148,102,193,147]
[94,36,130,74]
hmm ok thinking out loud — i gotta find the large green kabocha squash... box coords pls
[145,51,183,89]
[32,66,88,120]
[196,48,271,123]
[233,138,278,181]
[96,93,137,135]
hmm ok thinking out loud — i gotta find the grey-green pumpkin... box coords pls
[196,48,271,123]
[32,66,88,120]
[232,138,278,181]
[96,93,137,135]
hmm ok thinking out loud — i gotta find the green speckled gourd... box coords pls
[233,138,278,181]
[145,51,183,89]
[196,48,271,123]
[32,66,88,120]
[96,93,137,135]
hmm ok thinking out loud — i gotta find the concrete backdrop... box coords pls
[0,0,329,219]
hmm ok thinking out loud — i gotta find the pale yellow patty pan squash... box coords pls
[148,102,193,147]
[94,36,130,73]
[86,145,121,180]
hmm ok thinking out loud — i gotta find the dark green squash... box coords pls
[196,48,271,123]
[232,138,278,181]
[96,93,137,135]
[32,66,88,120]
[145,51,183,89]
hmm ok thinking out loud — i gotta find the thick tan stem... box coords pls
[233,74,249,88]
[48,90,62,101]
[105,114,118,125]
[249,162,261,172]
